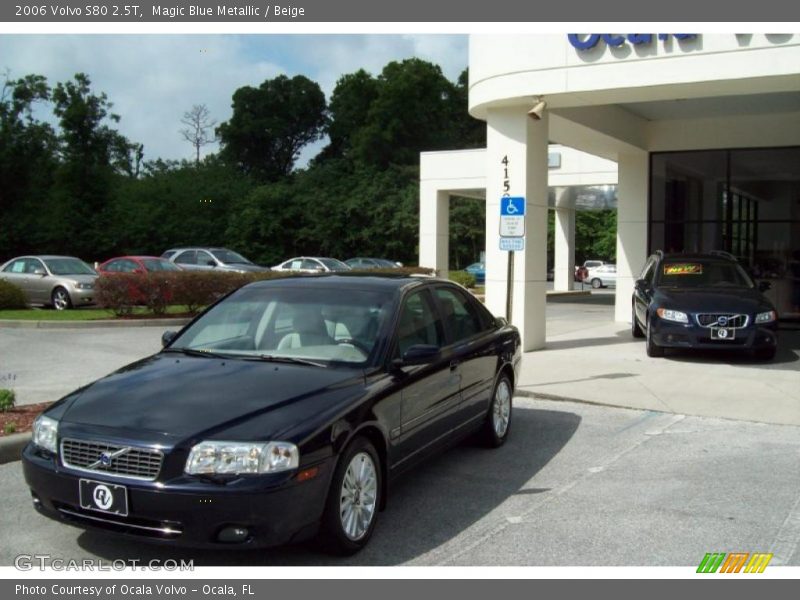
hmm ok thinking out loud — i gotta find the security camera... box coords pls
[528,99,547,120]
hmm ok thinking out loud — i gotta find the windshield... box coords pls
[657,260,754,289]
[169,285,394,365]
[142,259,180,272]
[319,258,351,271]
[211,249,251,265]
[44,258,96,276]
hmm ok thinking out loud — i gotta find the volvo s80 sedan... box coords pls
[23,275,521,553]
[632,251,778,360]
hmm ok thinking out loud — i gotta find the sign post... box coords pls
[499,196,526,322]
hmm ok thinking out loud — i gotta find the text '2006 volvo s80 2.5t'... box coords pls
[23,274,521,553]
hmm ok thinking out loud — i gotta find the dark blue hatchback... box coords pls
[632,251,779,360]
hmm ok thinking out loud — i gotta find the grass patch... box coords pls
[0,305,194,321]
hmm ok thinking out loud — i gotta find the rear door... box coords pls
[432,285,498,424]
[26,258,50,303]
[174,250,199,270]
[1,258,32,301]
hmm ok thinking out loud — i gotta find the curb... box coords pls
[546,290,592,297]
[0,432,30,465]
[0,318,191,330]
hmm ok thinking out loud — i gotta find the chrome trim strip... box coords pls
[57,508,181,536]
[694,313,749,329]
[60,438,164,482]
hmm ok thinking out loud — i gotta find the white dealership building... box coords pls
[419,34,800,351]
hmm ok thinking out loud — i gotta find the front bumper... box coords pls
[22,444,334,548]
[68,287,95,306]
[650,316,778,351]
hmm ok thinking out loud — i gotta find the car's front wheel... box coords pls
[481,373,513,447]
[646,314,664,357]
[51,287,72,311]
[320,436,382,554]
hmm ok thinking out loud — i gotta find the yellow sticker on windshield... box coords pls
[664,263,703,275]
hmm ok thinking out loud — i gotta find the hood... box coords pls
[60,353,362,439]
[655,286,773,314]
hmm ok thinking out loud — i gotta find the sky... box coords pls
[0,34,468,165]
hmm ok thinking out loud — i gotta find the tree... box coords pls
[180,104,216,164]
[319,69,379,161]
[217,75,326,182]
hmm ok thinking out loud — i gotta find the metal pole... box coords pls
[506,250,514,322]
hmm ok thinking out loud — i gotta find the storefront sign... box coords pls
[568,34,697,51]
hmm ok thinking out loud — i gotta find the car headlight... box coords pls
[656,308,689,324]
[32,415,59,453]
[184,441,299,475]
[755,310,777,324]
[76,282,94,290]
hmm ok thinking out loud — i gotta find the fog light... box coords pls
[217,526,250,543]
[31,492,41,508]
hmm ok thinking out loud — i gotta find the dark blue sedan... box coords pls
[465,262,486,285]
[23,274,520,554]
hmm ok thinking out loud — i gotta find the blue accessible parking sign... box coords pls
[500,197,526,216]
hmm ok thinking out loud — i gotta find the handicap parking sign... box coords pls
[500,197,525,216]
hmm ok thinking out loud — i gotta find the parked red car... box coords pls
[97,256,181,275]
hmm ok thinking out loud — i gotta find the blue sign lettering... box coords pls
[568,34,697,51]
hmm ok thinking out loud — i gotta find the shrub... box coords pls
[95,274,138,316]
[0,389,15,412]
[448,270,476,288]
[0,280,27,310]
[3,422,16,435]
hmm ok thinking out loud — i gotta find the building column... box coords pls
[553,186,575,292]
[614,151,649,322]
[418,183,449,278]
[485,107,549,351]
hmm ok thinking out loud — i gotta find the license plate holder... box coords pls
[79,478,129,516]
[710,327,735,341]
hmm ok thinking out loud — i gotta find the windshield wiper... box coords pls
[252,354,328,368]
[162,347,231,359]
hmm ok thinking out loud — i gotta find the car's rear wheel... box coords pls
[320,436,381,554]
[590,278,602,289]
[481,373,513,447]
[632,305,644,338]
[51,287,72,311]
[646,314,664,357]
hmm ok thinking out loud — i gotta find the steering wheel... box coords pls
[336,338,371,355]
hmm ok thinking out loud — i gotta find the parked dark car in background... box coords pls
[632,251,779,360]
[22,275,520,553]
[162,247,269,273]
[273,257,351,273]
[98,256,181,275]
[0,255,97,310]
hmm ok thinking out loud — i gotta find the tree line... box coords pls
[0,60,615,270]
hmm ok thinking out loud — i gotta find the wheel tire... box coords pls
[51,287,72,311]
[320,436,382,555]
[631,306,645,338]
[481,373,513,448]
[646,315,664,357]
[591,278,602,289]
[755,347,777,361]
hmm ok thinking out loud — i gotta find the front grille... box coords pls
[61,439,163,481]
[695,313,749,329]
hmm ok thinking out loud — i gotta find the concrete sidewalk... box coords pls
[518,294,800,426]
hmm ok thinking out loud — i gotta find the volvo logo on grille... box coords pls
[88,447,131,469]
[718,316,729,327]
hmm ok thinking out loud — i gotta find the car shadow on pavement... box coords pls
[544,329,637,351]
[75,406,581,566]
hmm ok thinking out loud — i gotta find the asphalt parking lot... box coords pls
[1,294,798,566]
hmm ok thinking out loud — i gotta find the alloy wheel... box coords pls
[493,379,512,437]
[339,451,378,541]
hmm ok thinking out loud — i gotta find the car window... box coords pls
[3,259,25,273]
[142,259,179,272]
[395,290,444,357]
[197,251,216,266]
[43,258,95,275]
[435,287,485,344]
[302,259,322,271]
[211,249,250,265]
[175,251,197,265]
[288,259,304,270]
[119,259,139,272]
[104,260,120,273]
[658,260,753,288]
[641,258,656,284]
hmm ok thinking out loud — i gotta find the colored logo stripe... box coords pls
[744,553,773,573]
[697,553,726,573]
[697,552,773,573]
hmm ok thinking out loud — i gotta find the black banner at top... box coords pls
[2,0,800,22]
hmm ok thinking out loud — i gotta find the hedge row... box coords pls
[0,280,27,310]
[95,267,436,316]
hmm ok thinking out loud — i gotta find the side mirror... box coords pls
[206,260,216,267]
[494,316,508,328]
[758,280,771,292]
[393,344,441,368]
[33,268,46,276]
[634,279,649,294]
[161,330,177,348]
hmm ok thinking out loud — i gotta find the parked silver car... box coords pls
[585,264,617,288]
[273,257,351,273]
[0,255,97,310]
[162,247,269,273]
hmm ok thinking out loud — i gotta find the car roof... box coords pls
[246,273,444,293]
[14,255,83,261]
[104,256,162,261]
[165,247,227,252]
